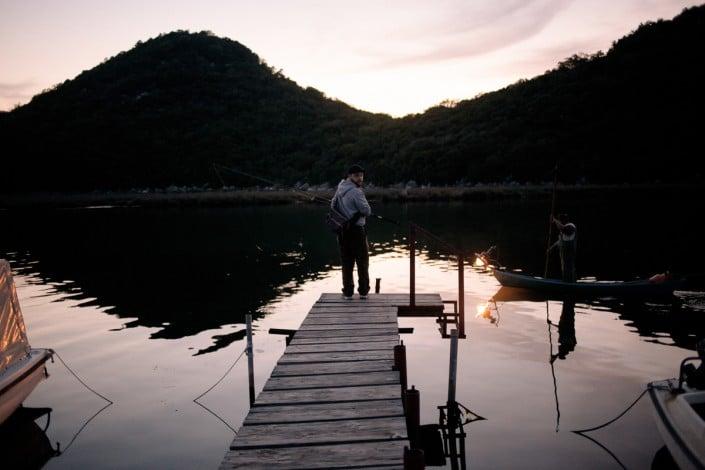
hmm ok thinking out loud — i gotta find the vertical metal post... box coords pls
[409,224,416,309]
[447,329,458,420]
[246,314,255,406]
[457,255,465,338]
[447,329,459,470]
[375,278,381,294]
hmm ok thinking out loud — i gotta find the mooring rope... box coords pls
[568,386,659,470]
[193,347,247,402]
[48,349,114,453]
[50,349,113,404]
[192,346,248,434]
[571,388,650,434]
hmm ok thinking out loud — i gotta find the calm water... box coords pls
[2,196,704,469]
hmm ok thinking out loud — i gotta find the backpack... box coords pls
[326,187,361,234]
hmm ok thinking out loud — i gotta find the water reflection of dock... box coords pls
[220,293,443,469]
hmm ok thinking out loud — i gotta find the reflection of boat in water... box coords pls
[649,350,705,470]
[0,406,60,469]
[1,260,53,425]
[493,268,686,298]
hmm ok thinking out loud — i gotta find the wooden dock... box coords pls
[220,293,443,469]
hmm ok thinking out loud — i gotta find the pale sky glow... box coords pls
[0,0,700,116]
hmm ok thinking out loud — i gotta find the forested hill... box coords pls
[2,5,704,191]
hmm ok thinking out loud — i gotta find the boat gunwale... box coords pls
[649,380,705,470]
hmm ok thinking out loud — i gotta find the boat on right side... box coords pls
[649,346,705,470]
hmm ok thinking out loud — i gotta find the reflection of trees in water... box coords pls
[492,287,705,353]
[600,296,705,352]
[2,198,703,354]
[0,206,398,353]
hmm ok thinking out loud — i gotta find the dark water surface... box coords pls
[1,196,704,469]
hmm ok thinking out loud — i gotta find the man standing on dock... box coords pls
[549,214,577,282]
[332,164,372,299]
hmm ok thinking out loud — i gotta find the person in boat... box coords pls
[548,213,577,282]
[332,164,372,299]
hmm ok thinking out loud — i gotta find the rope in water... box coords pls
[51,349,113,404]
[48,349,114,453]
[193,347,247,402]
[192,346,248,434]
[571,387,650,434]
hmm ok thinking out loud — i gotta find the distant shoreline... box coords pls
[0,184,699,209]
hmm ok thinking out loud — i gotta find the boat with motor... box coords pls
[649,347,705,470]
[493,268,686,298]
[0,259,53,425]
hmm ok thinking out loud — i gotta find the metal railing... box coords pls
[406,222,466,338]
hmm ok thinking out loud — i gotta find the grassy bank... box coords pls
[0,184,698,209]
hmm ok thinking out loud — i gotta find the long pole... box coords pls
[543,164,559,278]
[547,304,560,432]
[409,224,416,310]
[246,314,255,406]
[457,255,465,338]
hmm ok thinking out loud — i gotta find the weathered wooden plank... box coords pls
[307,312,396,317]
[264,371,400,391]
[244,399,404,424]
[314,300,418,304]
[254,384,401,405]
[272,360,394,376]
[294,328,399,338]
[319,293,440,300]
[301,320,396,328]
[285,341,398,354]
[279,350,393,364]
[298,323,397,331]
[304,317,397,323]
[309,306,397,312]
[302,315,397,324]
[231,416,407,449]
[220,440,406,469]
[289,335,398,345]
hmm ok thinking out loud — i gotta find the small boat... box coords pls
[0,259,53,425]
[649,355,705,470]
[493,268,685,298]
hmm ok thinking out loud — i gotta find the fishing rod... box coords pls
[542,163,561,431]
[212,163,401,226]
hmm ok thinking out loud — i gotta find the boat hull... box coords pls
[0,349,52,425]
[493,269,684,298]
[649,379,705,470]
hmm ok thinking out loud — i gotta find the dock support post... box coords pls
[457,255,465,338]
[394,342,408,397]
[447,329,458,414]
[405,385,420,448]
[447,329,459,468]
[375,278,381,294]
[409,224,416,310]
[246,314,255,406]
[404,445,425,470]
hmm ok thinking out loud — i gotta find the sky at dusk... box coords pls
[0,0,700,116]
